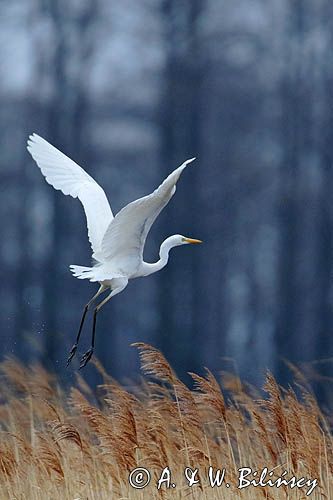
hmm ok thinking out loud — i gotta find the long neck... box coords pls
[141,238,175,276]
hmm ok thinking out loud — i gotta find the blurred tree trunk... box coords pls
[43,0,69,366]
[275,1,307,377]
[16,112,33,358]
[42,0,97,366]
[158,0,204,376]
[315,0,333,401]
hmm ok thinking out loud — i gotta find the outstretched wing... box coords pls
[96,158,195,269]
[27,133,113,256]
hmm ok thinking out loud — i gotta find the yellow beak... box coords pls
[184,237,203,244]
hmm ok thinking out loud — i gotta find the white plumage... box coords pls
[27,133,201,368]
[27,133,113,257]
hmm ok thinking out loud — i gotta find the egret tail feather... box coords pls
[69,264,126,282]
[69,265,93,278]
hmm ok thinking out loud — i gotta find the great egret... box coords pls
[27,133,202,368]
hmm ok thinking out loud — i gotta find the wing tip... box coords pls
[27,133,44,149]
[27,132,39,150]
[183,157,196,167]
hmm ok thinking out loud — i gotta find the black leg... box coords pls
[78,286,121,370]
[79,307,98,369]
[67,285,107,367]
[66,304,89,366]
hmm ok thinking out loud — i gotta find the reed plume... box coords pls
[0,345,330,499]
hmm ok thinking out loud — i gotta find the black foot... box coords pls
[67,343,78,366]
[79,348,94,369]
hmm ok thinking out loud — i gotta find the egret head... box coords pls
[165,234,202,248]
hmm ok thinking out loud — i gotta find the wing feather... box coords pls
[27,133,113,256]
[96,158,195,269]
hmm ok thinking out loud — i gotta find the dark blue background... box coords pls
[1,1,332,405]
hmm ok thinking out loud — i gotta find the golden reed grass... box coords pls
[0,343,331,499]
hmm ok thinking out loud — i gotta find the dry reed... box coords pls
[0,344,331,499]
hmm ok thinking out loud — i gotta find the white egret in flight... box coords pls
[27,134,202,368]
